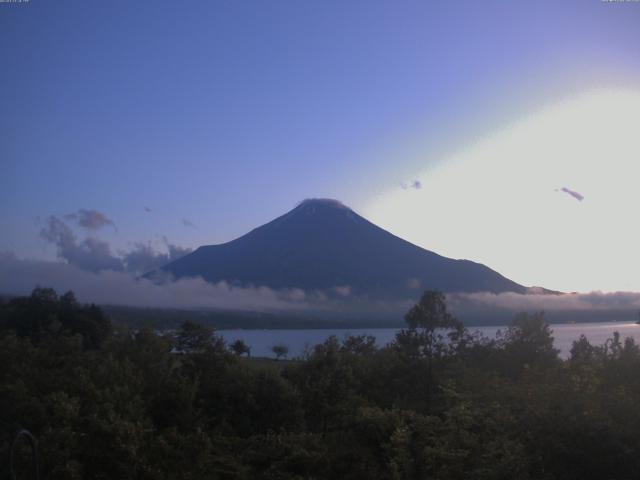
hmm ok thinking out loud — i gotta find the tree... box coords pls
[65,302,112,349]
[499,311,559,376]
[0,288,111,349]
[175,320,221,354]
[1,287,60,341]
[570,334,601,364]
[282,336,358,434]
[404,291,458,330]
[397,291,462,360]
[341,334,377,356]
[394,291,463,407]
[272,344,289,361]
[230,339,251,357]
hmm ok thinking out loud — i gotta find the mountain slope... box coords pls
[158,199,527,298]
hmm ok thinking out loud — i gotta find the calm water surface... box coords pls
[219,321,640,359]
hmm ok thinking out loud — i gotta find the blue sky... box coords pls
[2,0,640,292]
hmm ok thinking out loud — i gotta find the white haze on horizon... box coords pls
[2,253,640,320]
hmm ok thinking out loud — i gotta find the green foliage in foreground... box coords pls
[3,289,640,479]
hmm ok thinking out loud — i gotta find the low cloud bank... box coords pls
[0,253,320,312]
[3,252,639,321]
[0,254,416,318]
[449,291,640,313]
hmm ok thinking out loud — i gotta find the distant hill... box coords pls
[155,199,528,300]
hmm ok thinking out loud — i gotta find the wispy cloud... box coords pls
[401,180,422,190]
[558,187,584,202]
[121,240,192,274]
[182,218,197,228]
[40,216,123,272]
[64,209,117,230]
[40,215,191,274]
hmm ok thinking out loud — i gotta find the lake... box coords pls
[219,321,640,359]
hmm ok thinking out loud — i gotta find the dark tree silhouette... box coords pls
[395,290,463,404]
[272,344,289,360]
[230,339,251,357]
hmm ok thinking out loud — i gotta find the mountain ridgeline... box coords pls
[157,199,527,299]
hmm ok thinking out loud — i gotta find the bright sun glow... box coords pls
[364,90,640,293]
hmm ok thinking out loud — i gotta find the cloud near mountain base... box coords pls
[449,291,640,313]
[0,253,319,312]
[3,252,640,320]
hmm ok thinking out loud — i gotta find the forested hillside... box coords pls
[3,288,640,479]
